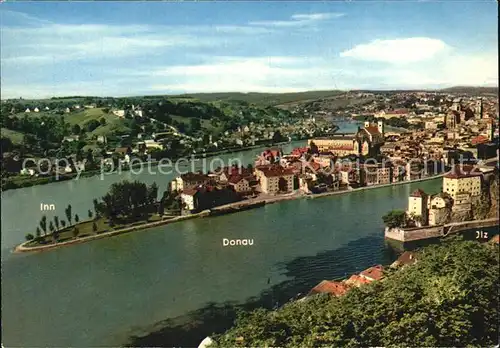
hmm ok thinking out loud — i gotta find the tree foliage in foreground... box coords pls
[212,240,499,347]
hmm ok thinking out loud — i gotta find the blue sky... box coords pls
[1,1,498,99]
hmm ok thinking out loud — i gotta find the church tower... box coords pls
[377,120,385,136]
[475,98,483,119]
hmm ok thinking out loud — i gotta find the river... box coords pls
[2,122,440,346]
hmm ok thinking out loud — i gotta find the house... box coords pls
[443,165,482,201]
[181,185,241,212]
[407,189,428,226]
[291,147,308,158]
[180,188,197,211]
[359,265,385,282]
[171,172,211,192]
[227,175,257,194]
[344,274,371,287]
[376,109,409,119]
[471,135,489,146]
[20,168,35,176]
[144,139,163,150]
[63,135,80,142]
[34,107,39,113]
[428,192,453,226]
[25,108,31,113]
[65,107,71,113]
[115,147,130,156]
[361,163,392,186]
[390,251,417,269]
[489,235,500,245]
[112,110,125,117]
[307,280,349,297]
[97,135,107,144]
[254,165,294,194]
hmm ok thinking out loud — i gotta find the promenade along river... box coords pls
[1,123,442,347]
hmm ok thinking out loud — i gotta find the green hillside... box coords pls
[171,91,345,107]
[1,128,25,145]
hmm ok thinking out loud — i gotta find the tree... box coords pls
[54,216,60,231]
[25,233,35,241]
[92,222,98,233]
[382,210,407,228]
[39,215,47,235]
[75,214,80,223]
[73,227,79,238]
[213,240,500,347]
[93,198,100,218]
[95,180,158,222]
[36,227,41,239]
[88,210,93,219]
[61,220,66,228]
[49,221,55,233]
[71,124,81,135]
[158,200,165,216]
[99,117,107,126]
[65,204,73,225]
[190,118,202,134]
[272,130,286,143]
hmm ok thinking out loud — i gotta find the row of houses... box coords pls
[306,252,418,298]
[407,164,497,226]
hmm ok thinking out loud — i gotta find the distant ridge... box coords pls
[438,86,498,95]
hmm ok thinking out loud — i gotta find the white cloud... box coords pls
[340,37,449,63]
[1,23,225,65]
[137,56,348,94]
[291,13,344,21]
[249,12,344,27]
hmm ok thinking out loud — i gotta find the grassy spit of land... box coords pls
[14,173,443,253]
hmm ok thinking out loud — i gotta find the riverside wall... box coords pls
[385,217,500,242]
[385,226,444,242]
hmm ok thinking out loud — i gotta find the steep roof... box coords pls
[258,165,295,178]
[471,135,489,145]
[364,126,381,135]
[181,172,210,182]
[444,165,482,179]
[410,189,427,198]
[359,265,385,281]
[391,251,417,268]
[345,274,372,287]
[309,280,349,297]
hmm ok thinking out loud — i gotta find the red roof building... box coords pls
[471,135,489,145]
[364,126,381,135]
[308,280,349,297]
[444,165,482,179]
[410,189,427,198]
[359,265,385,282]
[344,274,372,287]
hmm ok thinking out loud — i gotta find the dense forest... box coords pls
[212,239,499,347]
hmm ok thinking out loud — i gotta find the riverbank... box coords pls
[13,174,443,254]
[1,140,298,192]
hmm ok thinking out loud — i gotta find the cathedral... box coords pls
[308,120,385,157]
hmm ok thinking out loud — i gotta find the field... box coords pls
[1,127,25,145]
